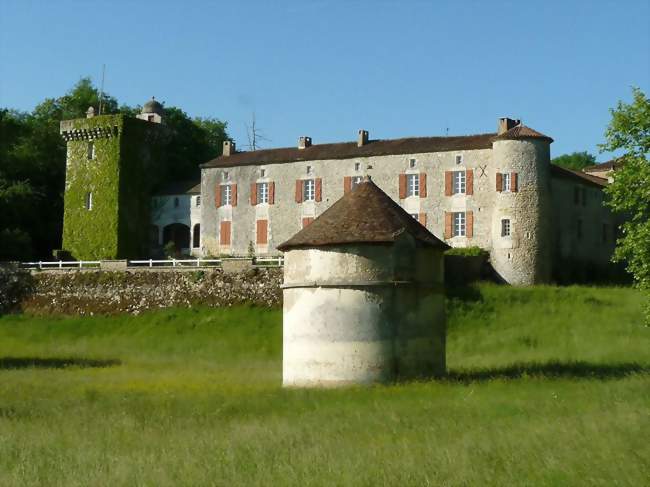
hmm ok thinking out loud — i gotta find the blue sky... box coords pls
[1,0,648,160]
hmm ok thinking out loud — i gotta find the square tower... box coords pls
[60,113,167,259]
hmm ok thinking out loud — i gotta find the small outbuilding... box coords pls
[277,178,449,387]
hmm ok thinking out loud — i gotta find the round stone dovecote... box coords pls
[277,178,449,387]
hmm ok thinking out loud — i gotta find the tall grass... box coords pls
[0,285,647,486]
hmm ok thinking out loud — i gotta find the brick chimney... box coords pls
[357,129,369,147]
[298,136,312,149]
[223,140,235,156]
[498,118,521,135]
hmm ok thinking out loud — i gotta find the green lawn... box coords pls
[0,285,648,486]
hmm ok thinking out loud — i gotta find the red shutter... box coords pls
[420,173,427,198]
[215,185,222,208]
[511,172,518,192]
[418,212,427,227]
[399,174,407,199]
[295,180,303,203]
[219,221,231,245]
[250,183,257,206]
[256,219,268,244]
[269,182,275,205]
[466,170,474,195]
[444,212,452,239]
[466,211,474,238]
[343,176,352,194]
[445,171,453,196]
[496,173,503,192]
[302,217,314,228]
[231,184,237,207]
[315,178,322,202]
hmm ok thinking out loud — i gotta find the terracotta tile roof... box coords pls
[201,133,497,168]
[277,179,449,251]
[583,158,624,172]
[550,164,608,187]
[494,125,554,143]
[154,180,201,195]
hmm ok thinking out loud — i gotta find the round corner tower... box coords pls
[491,120,553,285]
[278,179,449,387]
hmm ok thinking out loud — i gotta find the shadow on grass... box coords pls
[0,357,121,370]
[445,361,648,383]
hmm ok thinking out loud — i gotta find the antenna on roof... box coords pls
[98,64,106,115]
[445,121,449,136]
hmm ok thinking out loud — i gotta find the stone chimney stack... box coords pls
[498,117,521,135]
[223,140,235,156]
[357,129,369,147]
[298,136,312,149]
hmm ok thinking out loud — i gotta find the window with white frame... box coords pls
[502,173,511,192]
[257,182,269,204]
[351,175,363,188]
[85,192,93,210]
[501,219,511,237]
[409,158,416,168]
[196,196,201,207]
[453,212,466,237]
[453,171,466,194]
[455,154,463,165]
[303,179,315,201]
[406,174,420,197]
[221,185,232,206]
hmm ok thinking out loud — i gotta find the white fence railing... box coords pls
[20,257,284,270]
[21,260,101,270]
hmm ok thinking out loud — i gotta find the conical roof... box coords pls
[277,179,449,251]
[494,124,553,142]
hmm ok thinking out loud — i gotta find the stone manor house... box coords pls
[60,102,618,285]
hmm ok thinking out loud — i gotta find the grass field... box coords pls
[0,284,648,486]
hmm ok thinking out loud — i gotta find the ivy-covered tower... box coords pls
[60,100,167,259]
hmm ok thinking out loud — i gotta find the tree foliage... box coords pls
[0,78,228,260]
[551,151,597,171]
[600,87,650,320]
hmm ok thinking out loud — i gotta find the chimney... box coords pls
[223,140,235,156]
[86,106,95,118]
[298,136,312,149]
[498,117,521,135]
[357,129,369,147]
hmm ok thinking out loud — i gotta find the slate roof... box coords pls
[277,179,449,251]
[201,133,497,168]
[154,180,200,195]
[494,125,554,142]
[550,164,608,187]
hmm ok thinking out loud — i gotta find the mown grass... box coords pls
[0,284,648,486]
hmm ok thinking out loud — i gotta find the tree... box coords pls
[600,87,650,321]
[551,151,597,171]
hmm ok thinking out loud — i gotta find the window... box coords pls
[306,165,312,174]
[501,219,511,237]
[303,179,315,201]
[455,154,463,165]
[351,175,363,188]
[453,212,466,237]
[174,197,180,208]
[87,142,95,160]
[409,158,416,169]
[406,174,419,197]
[260,168,266,178]
[257,182,269,204]
[223,171,229,181]
[147,115,154,122]
[502,173,511,192]
[354,162,361,171]
[453,171,466,194]
[192,224,200,248]
[221,185,232,206]
[196,196,201,207]
[84,192,93,210]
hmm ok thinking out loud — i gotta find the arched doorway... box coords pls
[162,223,190,254]
[192,224,201,248]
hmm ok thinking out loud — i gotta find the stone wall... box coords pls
[17,268,282,316]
